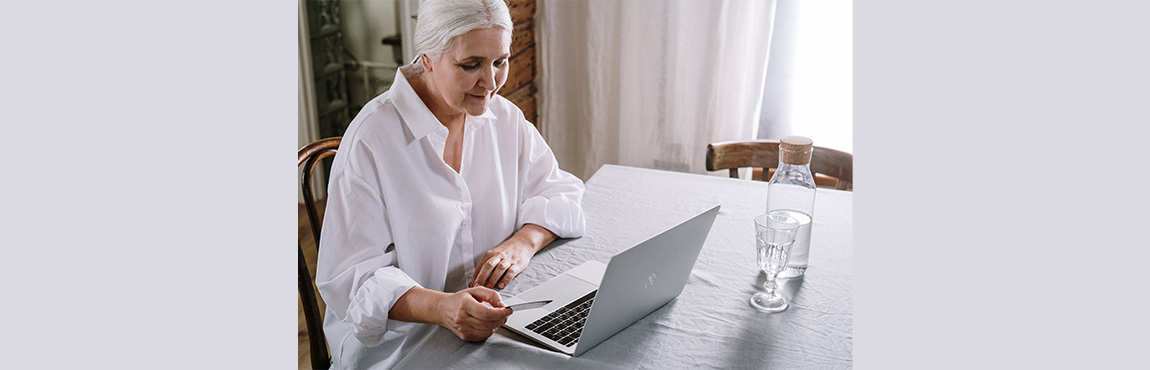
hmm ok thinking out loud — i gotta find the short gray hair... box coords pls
[413,0,513,63]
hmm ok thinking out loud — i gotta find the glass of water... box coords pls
[750,211,800,312]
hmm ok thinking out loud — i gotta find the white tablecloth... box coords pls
[394,164,853,369]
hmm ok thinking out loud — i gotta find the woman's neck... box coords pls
[406,69,465,129]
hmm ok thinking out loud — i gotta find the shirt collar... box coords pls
[391,66,497,141]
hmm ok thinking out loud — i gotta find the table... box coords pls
[394,164,853,369]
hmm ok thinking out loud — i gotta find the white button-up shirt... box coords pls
[316,66,586,369]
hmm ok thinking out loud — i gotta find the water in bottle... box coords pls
[765,136,817,278]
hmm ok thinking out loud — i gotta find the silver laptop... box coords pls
[502,205,721,356]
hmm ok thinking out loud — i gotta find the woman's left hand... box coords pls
[470,224,557,289]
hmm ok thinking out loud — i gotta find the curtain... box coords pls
[757,0,854,153]
[537,0,778,180]
[299,0,324,202]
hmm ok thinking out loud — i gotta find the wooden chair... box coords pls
[298,137,341,370]
[706,140,853,190]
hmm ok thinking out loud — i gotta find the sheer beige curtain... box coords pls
[537,0,778,180]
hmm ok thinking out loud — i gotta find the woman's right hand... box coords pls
[435,286,513,341]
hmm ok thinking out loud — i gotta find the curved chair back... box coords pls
[298,137,340,370]
[706,140,852,190]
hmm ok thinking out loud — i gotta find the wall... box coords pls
[333,0,538,127]
[499,0,539,126]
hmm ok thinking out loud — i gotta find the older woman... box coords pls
[315,0,585,368]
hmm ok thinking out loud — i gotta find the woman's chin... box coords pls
[465,103,488,116]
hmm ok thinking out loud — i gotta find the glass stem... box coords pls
[764,277,777,295]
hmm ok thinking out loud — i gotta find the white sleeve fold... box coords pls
[344,267,420,347]
[316,141,421,347]
[516,114,586,238]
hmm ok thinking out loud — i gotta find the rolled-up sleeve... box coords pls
[316,143,421,347]
[515,115,586,238]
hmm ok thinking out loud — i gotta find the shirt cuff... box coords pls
[345,267,421,347]
[518,196,586,238]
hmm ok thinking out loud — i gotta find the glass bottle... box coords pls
[765,136,816,278]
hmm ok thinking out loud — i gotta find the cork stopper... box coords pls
[779,136,814,165]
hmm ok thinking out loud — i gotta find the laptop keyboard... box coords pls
[524,290,597,347]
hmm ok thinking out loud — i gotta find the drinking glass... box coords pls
[750,211,800,312]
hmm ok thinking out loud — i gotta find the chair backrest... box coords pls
[706,140,853,190]
[298,137,340,370]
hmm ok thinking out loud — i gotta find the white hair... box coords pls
[413,0,513,63]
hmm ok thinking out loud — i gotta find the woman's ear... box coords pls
[420,54,433,72]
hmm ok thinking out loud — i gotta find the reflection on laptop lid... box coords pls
[503,204,721,356]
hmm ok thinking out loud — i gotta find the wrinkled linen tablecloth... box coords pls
[394,164,853,369]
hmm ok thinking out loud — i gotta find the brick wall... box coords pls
[499,0,538,127]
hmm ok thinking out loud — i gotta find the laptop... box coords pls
[502,204,721,356]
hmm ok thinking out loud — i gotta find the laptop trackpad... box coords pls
[508,260,607,307]
[510,273,596,310]
[567,260,608,285]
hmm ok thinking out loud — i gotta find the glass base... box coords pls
[750,292,789,312]
[777,266,806,279]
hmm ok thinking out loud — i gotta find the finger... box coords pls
[465,301,511,324]
[495,262,524,289]
[470,312,510,333]
[484,259,513,288]
[463,310,509,329]
[469,259,489,288]
[467,286,507,309]
[449,315,496,342]
[463,309,510,330]
[470,256,501,288]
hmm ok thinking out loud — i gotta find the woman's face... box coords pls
[425,26,511,117]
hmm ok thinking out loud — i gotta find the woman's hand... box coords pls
[435,286,512,342]
[470,224,558,289]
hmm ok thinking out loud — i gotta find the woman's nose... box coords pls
[478,65,496,90]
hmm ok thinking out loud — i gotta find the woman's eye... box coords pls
[494,59,508,67]
[460,64,480,70]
